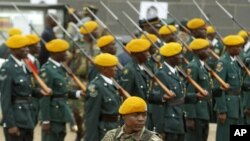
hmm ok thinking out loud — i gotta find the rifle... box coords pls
[87,7,175,98]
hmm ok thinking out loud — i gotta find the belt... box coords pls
[167,97,185,106]
[227,89,241,96]
[51,95,67,100]
[13,97,32,104]
[100,114,119,122]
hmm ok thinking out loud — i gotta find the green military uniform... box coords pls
[185,56,212,141]
[214,52,243,141]
[101,126,162,141]
[149,62,197,141]
[242,48,250,124]
[39,58,80,141]
[0,55,41,141]
[207,38,224,69]
[84,74,121,141]
[119,61,151,100]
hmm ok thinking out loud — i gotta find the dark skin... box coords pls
[97,65,117,78]
[122,112,147,134]
[131,50,149,64]
[190,27,207,39]
[218,44,242,124]
[83,29,99,43]
[28,43,40,58]
[45,14,57,28]
[207,32,216,41]
[100,41,117,55]
[160,34,177,43]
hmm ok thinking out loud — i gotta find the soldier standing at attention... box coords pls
[119,39,151,100]
[0,35,51,141]
[149,42,205,141]
[158,25,178,43]
[102,96,162,141]
[185,39,213,141]
[84,53,121,141]
[0,27,22,59]
[214,35,244,141]
[39,39,83,141]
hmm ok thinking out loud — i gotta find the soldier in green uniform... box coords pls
[139,17,162,36]
[185,39,213,141]
[102,96,162,141]
[119,39,151,100]
[84,53,121,141]
[0,35,50,141]
[243,45,250,124]
[26,34,41,126]
[158,25,177,43]
[214,35,244,141]
[0,27,22,59]
[39,39,83,141]
[149,42,205,141]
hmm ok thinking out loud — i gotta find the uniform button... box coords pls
[18,106,22,109]
[56,105,59,108]
[59,83,63,86]
[199,100,202,103]
[140,85,143,88]
[29,94,32,97]
[104,83,108,86]
[53,66,57,69]
[232,76,235,79]
[20,79,23,82]
[174,87,177,89]
[103,128,107,131]
[181,91,184,94]
[15,64,18,68]
[172,114,175,117]
[168,72,172,75]
[108,98,112,101]
[227,98,230,101]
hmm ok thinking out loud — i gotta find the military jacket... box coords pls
[185,56,212,120]
[119,61,151,100]
[85,74,121,141]
[242,49,250,109]
[0,55,40,129]
[39,58,78,122]
[214,52,243,118]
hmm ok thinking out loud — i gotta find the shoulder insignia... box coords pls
[123,69,128,75]
[216,63,223,72]
[187,68,192,75]
[88,84,98,97]
[0,75,7,81]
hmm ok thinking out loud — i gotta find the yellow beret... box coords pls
[80,21,98,35]
[187,18,206,30]
[140,34,158,43]
[189,38,209,50]
[96,35,115,48]
[223,35,244,47]
[159,25,177,35]
[207,26,215,34]
[160,42,182,57]
[5,35,29,49]
[26,34,40,46]
[119,96,147,115]
[125,39,151,53]
[46,39,69,52]
[8,28,22,36]
[94,53,118,67]
[238,30,248,39]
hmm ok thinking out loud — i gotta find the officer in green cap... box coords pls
[0,35,51,141]
[214,35,244,141]
[185,39,213,141]
[84,53,121,141]
[39,39,83,141]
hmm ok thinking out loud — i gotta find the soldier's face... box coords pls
[227,46,241,56]
[11,47,29,59]
[192,27,207,39]
[28,43,40,57]
[123,112,147,132]
[166,54,182,66]
[160,34,177,43]
[195,47,210,60]
[132,51,149,64]
[100,66,117,78]
[101,42,117,55]
[51,51,67,62]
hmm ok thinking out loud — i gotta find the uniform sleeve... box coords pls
[214,61,227,113]
[84,83,102,141]
[119,68,135,94]
[101,129,116,141]
[39,68,52,121]
[0,66,16,127]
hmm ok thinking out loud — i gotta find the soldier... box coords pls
[0,27,22,59]
[102,96,162,141]
[214,35,244,141]
[243,42,250,124]
[39,39,83,141]
[149,42,204,141]
[119,39,151,100]
[38,14,57,65]
[185,39,213,141]
[84,53,121,141]
[238,30,249,59]
[139,17,162,36]
[158,25,178,43]
[26,34,41,126]
[69,21,100,82]
[0,35,51,141]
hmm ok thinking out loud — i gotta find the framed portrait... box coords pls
[139,1,168,20]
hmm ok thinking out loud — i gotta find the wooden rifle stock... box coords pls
[177,67,207,96]
[204,63,230,89]
[208,48,220,60]
[112,78,131,98]
[236,56,250,77]
[24,59,51,95]
[141,64,175,97]
[62,63,86,94]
